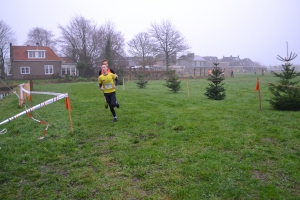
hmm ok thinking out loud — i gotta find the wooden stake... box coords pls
[123,78,125,90]
[18,85,23,107]
[66,97,74,134]
[258,88,262,111]
[256,78,262,111]
[68,109,74,134]
[186,79,190,98]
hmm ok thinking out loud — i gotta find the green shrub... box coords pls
[77,76,87,82]
[165,70,181,93]
[268,52,300,110]
[205,63,226,100]
[135,74,148,88]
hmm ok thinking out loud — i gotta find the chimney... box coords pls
[36,43,39,50]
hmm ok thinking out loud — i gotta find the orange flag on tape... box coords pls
[254,78,260,92]
[65,97,72,111]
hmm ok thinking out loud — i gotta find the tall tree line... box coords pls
[127,20,190,71]
[58,16,125,76]
[1,17,190,77]
[0,20,16,79]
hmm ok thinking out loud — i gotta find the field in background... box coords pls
[0,73,299,199]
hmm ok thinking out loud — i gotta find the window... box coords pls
[62,67,75,75]
[62,67,70,75]
[6,67,12,75]
[20,67,30,74]
[44,65,53,74]
[28,50,46,58]
[62,67,66,75]
[71,68,76,76]
[38,51,45,58]
[28,51,35,58]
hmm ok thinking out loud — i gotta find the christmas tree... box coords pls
[268,46,300,111]
[165,70,181,93]
[135,73,148,88]
[204,62,226,100]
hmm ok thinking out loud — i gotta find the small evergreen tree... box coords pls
[135,73,148,88]
[205,62,226,100]
[165,70,181,93]
[268,51,300,111]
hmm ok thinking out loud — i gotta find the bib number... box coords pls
[104,83,113,89]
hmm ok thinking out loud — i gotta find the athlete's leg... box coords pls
[103,94,108,109]
[104,93,116,120]
[110,92,117,107]
[100,83,108,108]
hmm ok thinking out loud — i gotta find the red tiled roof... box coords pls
[12,45,61,61]
[59,57,75,63]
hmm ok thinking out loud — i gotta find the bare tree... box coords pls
[58,15,101,76]
[25,27,57,52]
[0,48,4,78]
[99,20,125,69]
[127,32,156,70]
[149,20,189,70]
[0,20,16,78]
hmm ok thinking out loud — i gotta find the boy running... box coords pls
[98,64,119,122]
[99,59,119,109]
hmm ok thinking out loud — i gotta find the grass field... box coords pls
[0,73,300,199]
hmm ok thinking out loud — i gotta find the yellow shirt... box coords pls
[98,73,116,93]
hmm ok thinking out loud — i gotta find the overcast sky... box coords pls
[1,0,300,66]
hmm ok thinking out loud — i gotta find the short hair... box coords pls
[102,59,108,64]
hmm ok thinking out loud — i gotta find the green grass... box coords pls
[0,73,300,199]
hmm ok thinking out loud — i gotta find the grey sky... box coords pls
[1,0,300,66]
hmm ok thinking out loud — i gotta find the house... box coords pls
[60,57,78,77]
[228,58,260,72]
[218,55,241,69]
[8,43,62,80]
[202,56,218,67]
[152,53,177,70]
[177,53,206,73]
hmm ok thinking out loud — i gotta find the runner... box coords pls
[98,64,119,122]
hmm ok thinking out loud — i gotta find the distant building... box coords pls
[60,57,78,77]
[202,56,218,67]
[218,55,241,69]
[177,53,206,73]
[228,58,260,72]
[9,43,62,80]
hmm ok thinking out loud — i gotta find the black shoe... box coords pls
[112,117,117,122]
[105,103,108,109]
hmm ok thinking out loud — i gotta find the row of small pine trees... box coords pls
[134,49,300,111]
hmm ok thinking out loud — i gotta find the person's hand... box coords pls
[100,86,104,91]
[115,74,118,78]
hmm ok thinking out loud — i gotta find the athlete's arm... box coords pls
[110,69,118,86]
